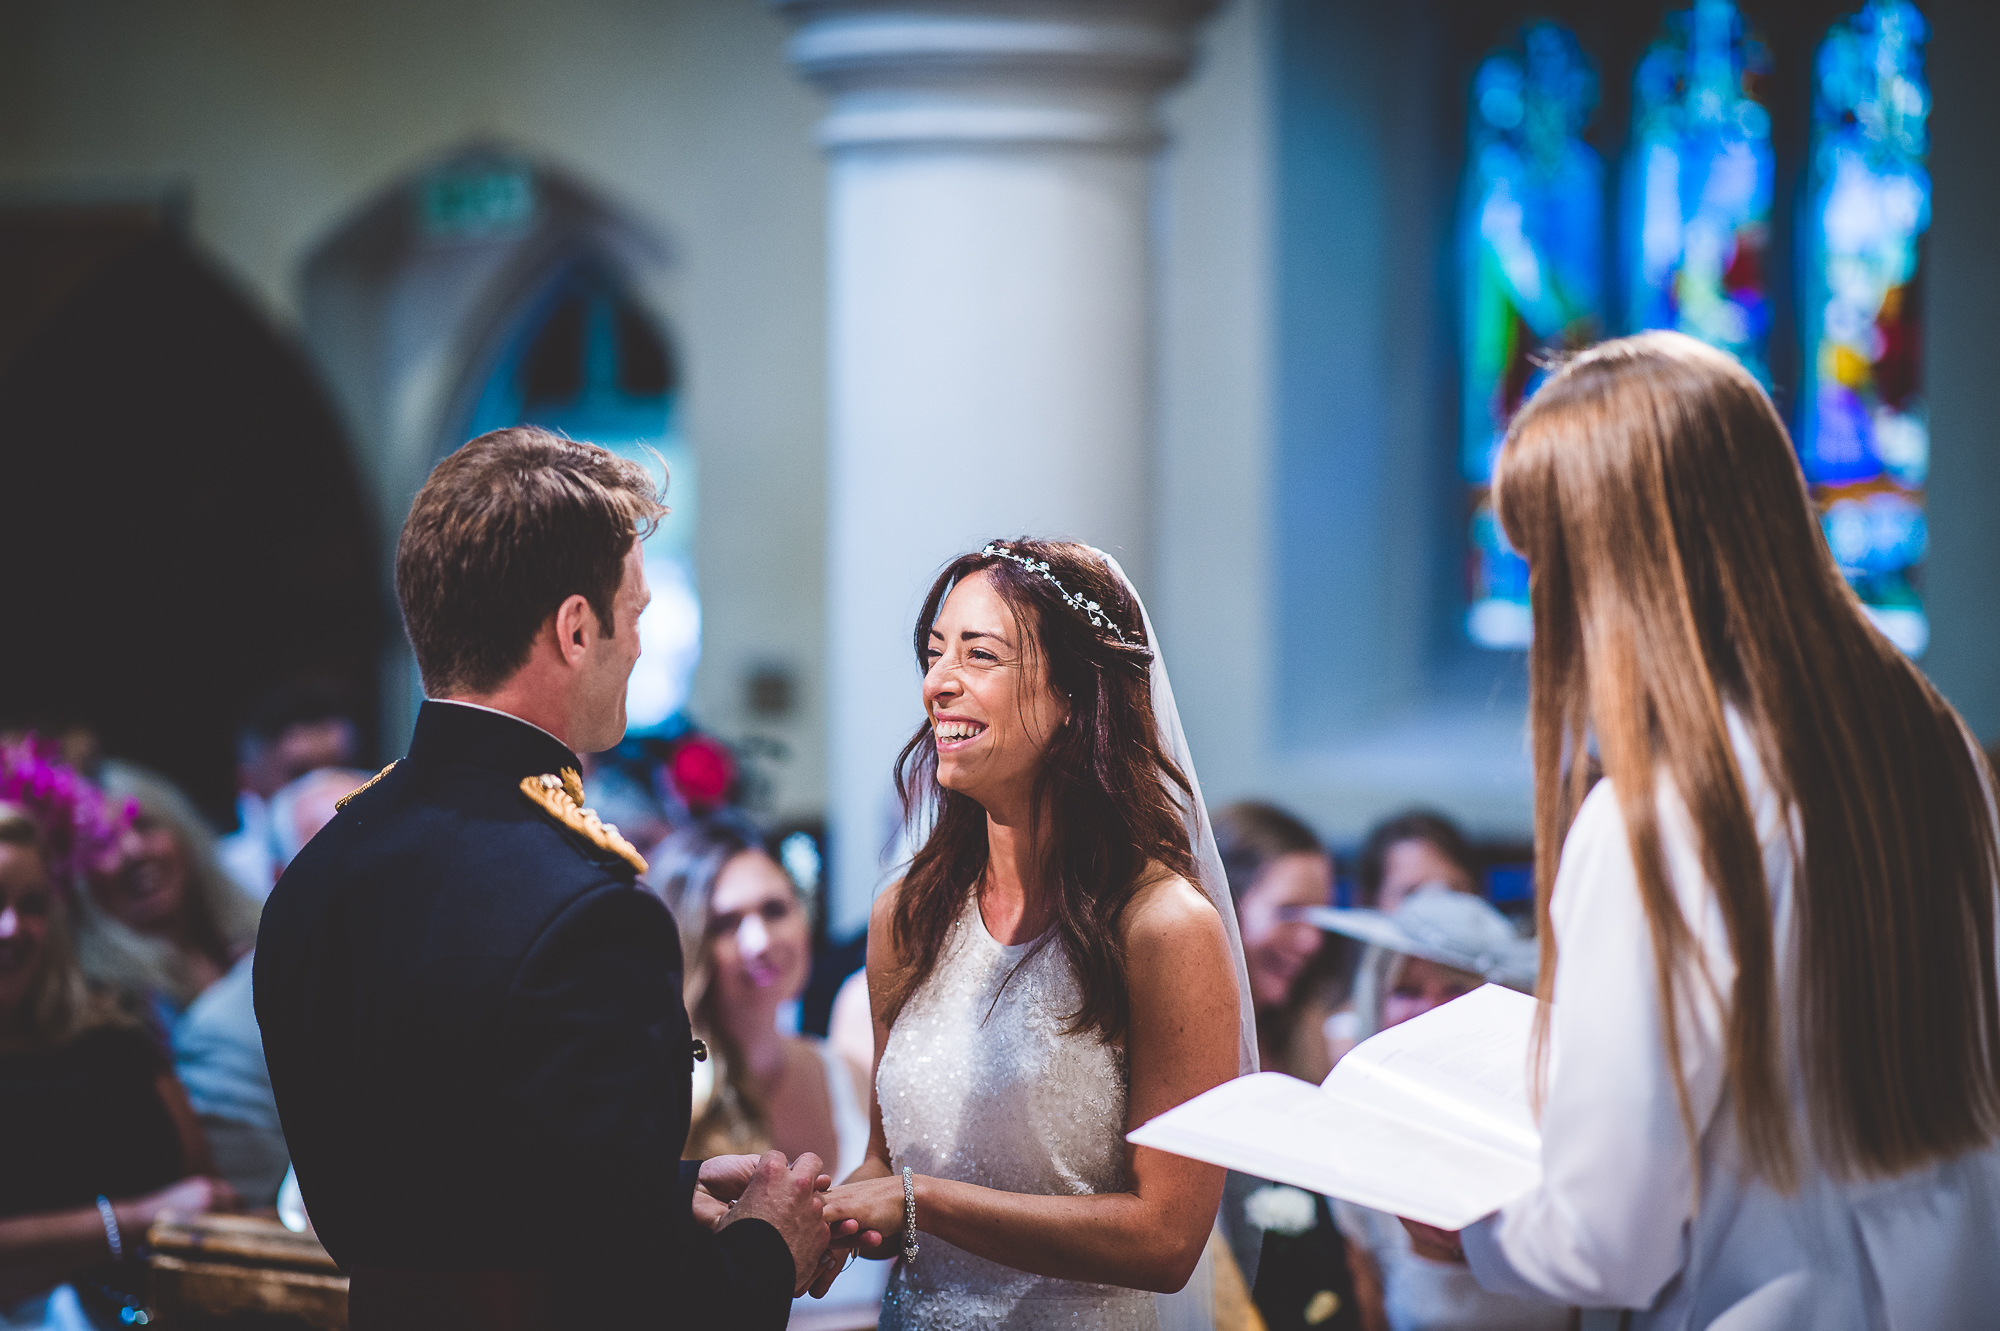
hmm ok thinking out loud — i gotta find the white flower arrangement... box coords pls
[1243,1184,1319,1236]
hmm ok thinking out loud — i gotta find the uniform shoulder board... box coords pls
[335,761,400,812]
[520,768,649,875]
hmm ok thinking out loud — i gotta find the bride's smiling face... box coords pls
[923,570,1068,810]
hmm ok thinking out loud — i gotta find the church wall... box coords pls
[1155,0,1280,823]
[1919,0,2000,740]
[0,0,834,816]
[1254,0,1541,843]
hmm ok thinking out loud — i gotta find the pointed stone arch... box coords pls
[299,144,679,745]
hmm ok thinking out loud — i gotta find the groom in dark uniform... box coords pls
[256,427,831,1329]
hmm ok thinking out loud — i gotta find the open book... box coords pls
[1127,984,1542,1230]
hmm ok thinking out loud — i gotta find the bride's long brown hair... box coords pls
[878,540,1198,1045]
[1497,332,2000,1186]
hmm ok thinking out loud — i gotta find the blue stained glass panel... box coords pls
[1463,23,1603,649]
[1627,0,1774,381]
[1803,1,1931,655]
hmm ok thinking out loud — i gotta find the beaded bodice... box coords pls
[874,893,1157,1329]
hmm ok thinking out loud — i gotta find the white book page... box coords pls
[1128,985,1544,1230]
[1324,984,1540,1158]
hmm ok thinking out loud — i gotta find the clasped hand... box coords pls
[1398,1216,1467,1264]
[694,1152,884,1298]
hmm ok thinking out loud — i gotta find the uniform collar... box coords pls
[409,700,581,781]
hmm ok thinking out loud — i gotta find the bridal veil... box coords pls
[1097,550,1258,1331]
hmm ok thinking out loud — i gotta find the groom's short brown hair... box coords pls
[396,426,666,696]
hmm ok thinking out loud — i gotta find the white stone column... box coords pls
[781,0,1215,938]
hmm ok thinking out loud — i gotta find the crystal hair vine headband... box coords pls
[981,544,1130,644]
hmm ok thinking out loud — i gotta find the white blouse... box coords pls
[1462,715,2000,1330]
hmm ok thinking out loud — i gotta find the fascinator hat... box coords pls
[0,734,133,895]
[1299,882,1537,989]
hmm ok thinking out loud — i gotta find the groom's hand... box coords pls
[720,1150,832,1296]
[693,1152,763,1227]
[695,1154,835,1229]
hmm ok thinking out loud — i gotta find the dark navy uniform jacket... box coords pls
[254,700,793,1328]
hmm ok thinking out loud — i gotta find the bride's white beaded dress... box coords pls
[874,891,1159,1330]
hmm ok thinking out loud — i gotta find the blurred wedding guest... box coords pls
[1216,802,1336,1074]
[265,767,374,879]
[579,754,677,862]
[1212,802,1360,1331]
[1354,812,1478,913]
[1324,811,1486,1067]
[651,813,861,1174]
[1322,887,1533,1050]
[217,682,359,898]
[170,955,287,1209]
[648,814,887,1324]
[168,766,364,1211]
[1307,887,1560,1331]
[0,789,237,1330]
[75,765,259,1031]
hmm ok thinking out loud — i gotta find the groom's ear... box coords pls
[551,593,596,666]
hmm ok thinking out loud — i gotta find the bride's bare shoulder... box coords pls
[1120,866,1227,962]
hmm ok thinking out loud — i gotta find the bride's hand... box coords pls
[805,1226,890,1298]
[804,1228,881,1300]
[820,1177,903,1258]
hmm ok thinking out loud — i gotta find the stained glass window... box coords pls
[1463,24,1603,649]
[1627,0,1774,381]
[1802,1,1931,656]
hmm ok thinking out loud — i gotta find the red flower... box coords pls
[670,737,736,811]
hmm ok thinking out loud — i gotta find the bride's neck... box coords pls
[981,805,1053,945]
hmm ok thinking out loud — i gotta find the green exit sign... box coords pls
[416,162,536,240]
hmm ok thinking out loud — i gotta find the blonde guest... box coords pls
[649,814,887,1325]
[1426,332,2000,1329]
[77,764,260,1024]
[649,813,864,1178]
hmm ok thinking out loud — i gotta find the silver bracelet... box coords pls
[96,1195,123,1263]
[900,1167,920,1263]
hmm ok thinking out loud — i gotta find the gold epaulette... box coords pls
[335,761,400,811]
[520,768,649,875]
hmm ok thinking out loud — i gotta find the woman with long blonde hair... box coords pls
[77,764,260,1022]
[1438,333,2000,1329]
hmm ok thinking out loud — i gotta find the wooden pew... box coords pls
[147,1214,347,1329]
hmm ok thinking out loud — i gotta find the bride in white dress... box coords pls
[818,540,1258,1331]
